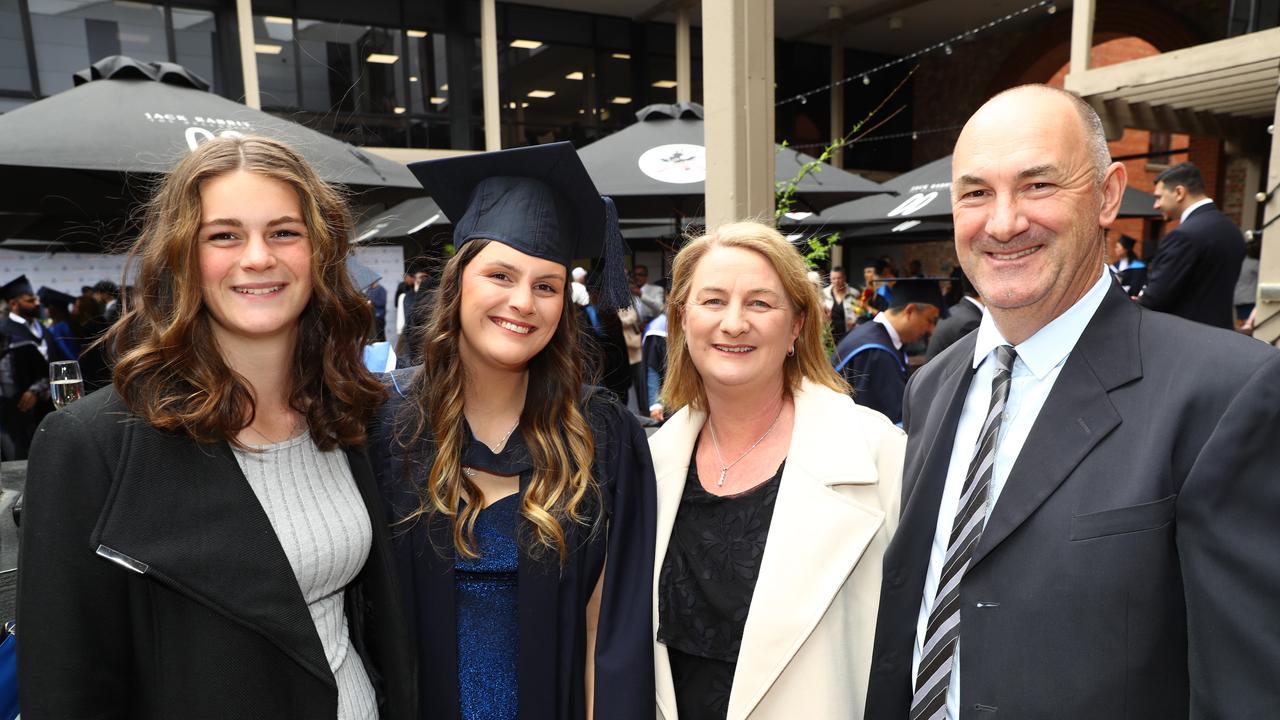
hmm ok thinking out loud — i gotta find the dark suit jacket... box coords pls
[1139,202,1244,328]
[865,281,1280,719]
[925,298,983,361]
[17,388,416,720]
[831,320,908,424]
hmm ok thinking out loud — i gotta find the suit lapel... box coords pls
[728,383,885,720]
[970,284,1141,569]
[91,420,334,687]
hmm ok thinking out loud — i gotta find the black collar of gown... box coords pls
[461,419,533,477]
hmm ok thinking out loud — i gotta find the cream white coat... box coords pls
[650,380,905,720]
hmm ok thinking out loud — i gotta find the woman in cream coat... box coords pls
[650,221,904,720]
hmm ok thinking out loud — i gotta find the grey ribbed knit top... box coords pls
[233,432,376,720]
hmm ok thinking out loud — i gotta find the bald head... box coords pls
[950,83,1127,344]
[969,85,1111,182]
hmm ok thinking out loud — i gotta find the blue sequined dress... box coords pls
[456,492,520,720]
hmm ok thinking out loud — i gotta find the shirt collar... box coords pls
[873,312,903,350]
[8,312,29,326]
[1180,197,1213,224]
[963,296,983,311]
[971,266,1111,379]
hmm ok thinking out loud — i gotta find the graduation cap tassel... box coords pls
[598,197,633,310]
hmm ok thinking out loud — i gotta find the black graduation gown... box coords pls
[368,368,657,720]
[830,320,908,425]
[1,317,56,458]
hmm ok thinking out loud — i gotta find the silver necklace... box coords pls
[706,405,785,487]
[462,419,520,478]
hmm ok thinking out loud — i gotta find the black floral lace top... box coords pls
[657,446,785,720]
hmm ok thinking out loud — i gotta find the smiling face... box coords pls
[458,241,566,375]
[681,245,801,396]
[951,87,1125,342]
[198,170,313,354]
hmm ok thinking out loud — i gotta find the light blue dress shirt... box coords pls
[910,267,1112,719]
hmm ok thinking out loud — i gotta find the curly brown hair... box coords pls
[105,135,384,450]
[394,240,598,564]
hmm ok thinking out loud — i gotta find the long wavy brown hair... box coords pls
[662,221,849,412]
[106,135,384,450]
[395,240,598,563]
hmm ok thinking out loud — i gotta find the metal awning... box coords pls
[1064,27,1280,138]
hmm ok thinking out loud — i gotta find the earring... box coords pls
[787,346,795,357]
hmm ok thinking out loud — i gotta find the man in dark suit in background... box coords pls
[865,85,1280,719]
[1139,162,1244,328]
[925,269,983,361]
[831,279,940,425]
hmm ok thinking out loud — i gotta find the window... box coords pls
[0,0,31,93]
[29,0,169,96]
[172,7,219,93]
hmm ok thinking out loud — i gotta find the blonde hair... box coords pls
[661,221,848,412]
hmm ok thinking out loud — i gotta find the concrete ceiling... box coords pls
[517,0,1071,55]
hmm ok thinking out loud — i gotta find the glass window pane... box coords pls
[30,0,169,96]
[254,14,297,108]
[499,41,594,147]
[0,0,31,92]
[172,7,219,93]
[296,20,404,116]
[407,31,448,116]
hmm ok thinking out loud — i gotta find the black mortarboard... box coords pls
[37,286,76,312]
[2,275,34,302]
[889,278,944,310]
[408,142,630,308]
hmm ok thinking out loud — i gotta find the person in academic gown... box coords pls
[830,279,942,425]
[1,275,57,460]
[17,136,414,720]
[369,142,657,720]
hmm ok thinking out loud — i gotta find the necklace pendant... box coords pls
[717,468,728,487]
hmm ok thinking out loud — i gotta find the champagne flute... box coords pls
[49,360,84,409]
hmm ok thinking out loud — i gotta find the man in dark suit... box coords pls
[865,85,1280,719]
[1,275,57,459]
[925,269,983,361]
[1139,162,1244,329]
[831,279,940,425]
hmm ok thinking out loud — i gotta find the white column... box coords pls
[1070,0,1096,74]
[1253,115,1279,346]
[480,0,501,151]
[702,0,775,227]
[675,4,692,104]
[235,0,260,109]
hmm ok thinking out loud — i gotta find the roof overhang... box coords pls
[1064,26,1280,140]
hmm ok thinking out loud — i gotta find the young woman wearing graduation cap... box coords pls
[369,142,657,720]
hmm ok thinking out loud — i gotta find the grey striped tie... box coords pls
[910,344,1018,720]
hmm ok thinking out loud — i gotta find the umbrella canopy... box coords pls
[794,154,1160,233]
[0,56,420,243]
[353,197,446,243]
[577,102,885,218]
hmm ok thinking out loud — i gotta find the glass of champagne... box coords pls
[50,360,84,409]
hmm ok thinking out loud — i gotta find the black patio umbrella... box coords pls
[577,102,885,218]
[353,197,446,243]
[0,56,421,244]
[792,154,1160,236]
